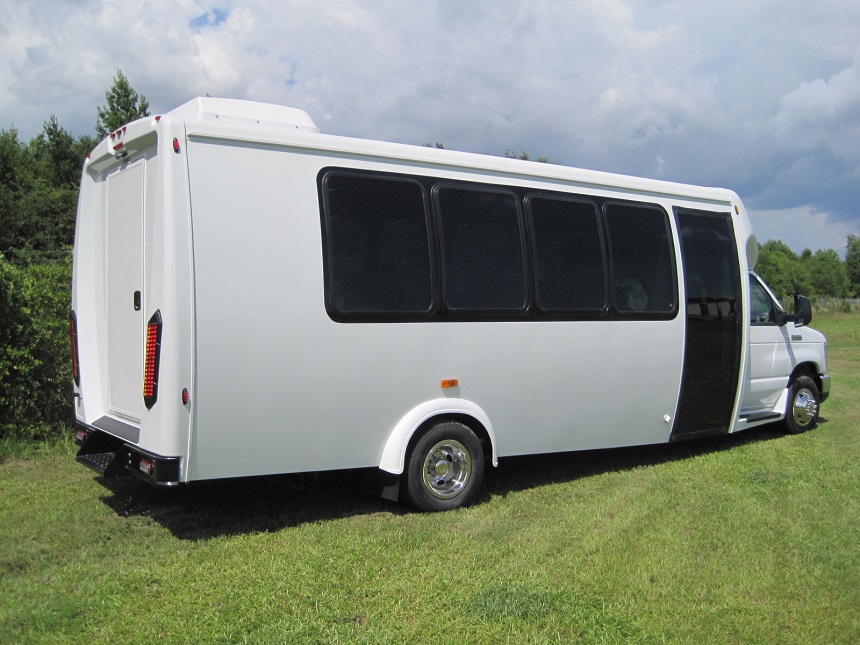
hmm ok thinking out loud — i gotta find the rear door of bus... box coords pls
[104,159,146,421]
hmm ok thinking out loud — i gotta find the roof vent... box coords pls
[168,97,319,133]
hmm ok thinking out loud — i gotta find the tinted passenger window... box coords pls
[528,196,605,311]
[436,186,526,311]
[604,203,676,314]
[322,173,432,315]
[678,209,741,319]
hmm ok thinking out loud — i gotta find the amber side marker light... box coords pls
[143,311,163,409]
[441,379,459,389]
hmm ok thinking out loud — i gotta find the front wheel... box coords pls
[782,374,820,434]
[405,421,484,512]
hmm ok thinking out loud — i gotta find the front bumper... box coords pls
[819,374,831,404]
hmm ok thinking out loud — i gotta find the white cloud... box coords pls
[749,206,858,257]
[771,46,860,175]
[1,0,858,252]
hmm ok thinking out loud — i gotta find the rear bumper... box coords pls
[74,423,181,486]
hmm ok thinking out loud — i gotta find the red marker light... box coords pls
[143,311,163,409]
[139,459,154,476]
[173,138,181,153]
[182,388,189,405]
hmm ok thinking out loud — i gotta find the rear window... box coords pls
[321,172,433,316]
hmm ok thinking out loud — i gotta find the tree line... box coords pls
[758,238,860,303]
[0,71,858,447]
[1,71,149,446]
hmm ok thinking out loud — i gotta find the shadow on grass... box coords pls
[94,421,807,540]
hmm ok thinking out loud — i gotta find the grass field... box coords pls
[2,313,858,643]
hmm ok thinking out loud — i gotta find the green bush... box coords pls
[0,253,73,443]
[813,298,860,315]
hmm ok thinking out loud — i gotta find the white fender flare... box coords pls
[378,398,498,474]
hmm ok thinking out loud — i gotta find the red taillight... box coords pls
[143,310,163,409]
[70,312,80,386]
[75,427,88,445]
[139,458,154,476]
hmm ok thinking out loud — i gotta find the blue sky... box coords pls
[1,0,858,254]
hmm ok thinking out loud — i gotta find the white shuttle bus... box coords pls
[71,98,830,511]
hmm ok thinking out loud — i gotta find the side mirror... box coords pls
[793,295,812,327]
[775,295,813,327]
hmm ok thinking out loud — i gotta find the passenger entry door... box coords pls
[105,160,145,420]
[672,209,743,438]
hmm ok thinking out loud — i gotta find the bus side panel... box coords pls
[185,139,685,481]
[187,139,361,479]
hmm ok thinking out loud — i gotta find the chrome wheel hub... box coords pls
[793,388,818,427]
[422,439,471,499]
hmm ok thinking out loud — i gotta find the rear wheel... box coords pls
[405,421,484,512]
[782,374,820,434]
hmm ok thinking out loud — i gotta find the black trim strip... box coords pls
[93,415,140,443]
[669,426,728,442]
[317,167,681,324]
[740,411,782,422]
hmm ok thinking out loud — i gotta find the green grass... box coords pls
[2,313,859,643]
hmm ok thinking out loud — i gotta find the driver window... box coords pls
[749,276,775,325]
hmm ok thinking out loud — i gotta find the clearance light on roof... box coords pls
[143,310,163,409]
[69,312,80,386]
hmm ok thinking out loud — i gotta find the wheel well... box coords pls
[791,362,821,391]
[407,413,494,467]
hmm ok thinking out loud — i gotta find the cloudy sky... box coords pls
[2,0,858,254]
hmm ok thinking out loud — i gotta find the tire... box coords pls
[782,374,820,434]
[405,421,484,512]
